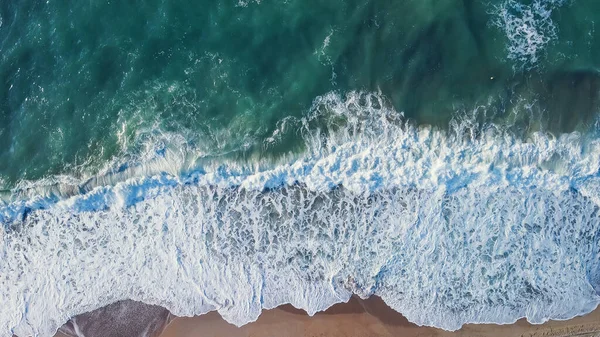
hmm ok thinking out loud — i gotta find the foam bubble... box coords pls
[1,91,600,336]
[493,0,567,69]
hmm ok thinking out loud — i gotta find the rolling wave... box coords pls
[1,91,600,336]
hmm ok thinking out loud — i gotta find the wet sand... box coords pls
[54,300,171,337]
[54,297,600,337]
[158,297,600,337]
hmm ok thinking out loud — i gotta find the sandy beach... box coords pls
[158,297,600,337]
[53,297,600,337]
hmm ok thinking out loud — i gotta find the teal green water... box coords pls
[5,2,600,334]
[1,0,599,187]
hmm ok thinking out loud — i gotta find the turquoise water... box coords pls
[2,1,600,336]
[1,0,599,188]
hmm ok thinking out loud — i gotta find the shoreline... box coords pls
[53,296,600,337]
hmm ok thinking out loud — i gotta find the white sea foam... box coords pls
[493,0,567,69]
[1,91,600,336]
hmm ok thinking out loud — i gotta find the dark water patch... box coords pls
[543,70,600,132]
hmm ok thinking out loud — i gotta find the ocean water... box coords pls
[1,0,600,336]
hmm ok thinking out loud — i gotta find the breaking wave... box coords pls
[1,91,600,336]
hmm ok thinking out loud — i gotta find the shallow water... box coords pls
[1,1,600,336]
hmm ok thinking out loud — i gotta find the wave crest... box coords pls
[1,91,600,336]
